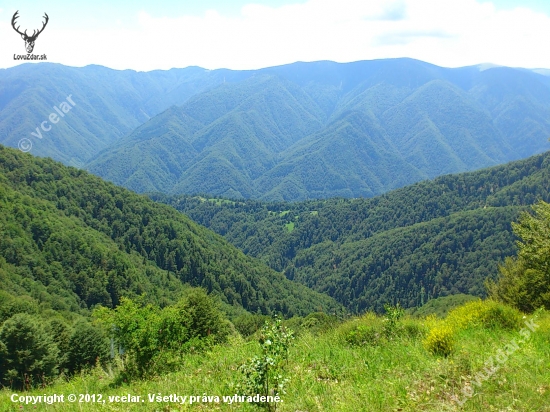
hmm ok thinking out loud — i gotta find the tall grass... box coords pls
[1,303,549,412]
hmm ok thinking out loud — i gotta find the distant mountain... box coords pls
[154,151,550,312]
[0,64,241,167]
[2,59,550,200]
[86,59,550,200]
[86,75,326,197]
[0,144,340,317]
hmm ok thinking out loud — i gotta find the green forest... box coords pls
[0,144,341,388]
[1,144,550,410]
[1,194,549,409]
[153,150,550,312]
[0,145,340,316]
[78,61,550,201]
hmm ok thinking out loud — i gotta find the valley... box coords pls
[154,150,550,311]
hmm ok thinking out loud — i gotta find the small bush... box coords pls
[446,300,523,331]
[234,314,270,338]
[337,313,383,346]
[423,323,455,357]
[237,318,294,410]
[177,289,230,343]
[301,312,338,331]
[383,303,405,338]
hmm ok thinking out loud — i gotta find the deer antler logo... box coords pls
[12,11,49,54]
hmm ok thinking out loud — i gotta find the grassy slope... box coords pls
[1,307,548,411]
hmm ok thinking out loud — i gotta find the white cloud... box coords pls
[1,0,550,71]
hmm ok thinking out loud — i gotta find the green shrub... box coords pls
[400,319,428,339]
[67,321,110,374]
[233,314,270,338]
[301,312,338,331]
[423,300,522,358]
[177,289,230,343]
[237,318,294,410]
[383,303,405,338]
[480,302,524,329]
[95,298,161,378]
[94,288,230,379]
[0,313,59,389]
[278,313,339,337]
[281,316,305,334]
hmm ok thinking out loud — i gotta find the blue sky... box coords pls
[488,0,550,14]
[4,0,550,18]
[2,0,550,70]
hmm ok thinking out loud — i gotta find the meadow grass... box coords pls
[1,305,549,412]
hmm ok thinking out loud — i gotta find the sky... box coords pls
[1,0,550,71]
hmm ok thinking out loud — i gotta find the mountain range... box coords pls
[2,59,550,200]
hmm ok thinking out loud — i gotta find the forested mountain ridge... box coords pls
[86,75,328,197]
[153,150,550,311]
[2,59,550,200]
[0,64,239,166]
[0,145,340,318]
[87,60,550,200]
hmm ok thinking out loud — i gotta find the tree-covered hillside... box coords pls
[4,60,550,200]
[0,64,245,166]
[86,75,326,197]
[87,59,550,200]
[153,151,550,312]
[0,145,340,318]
